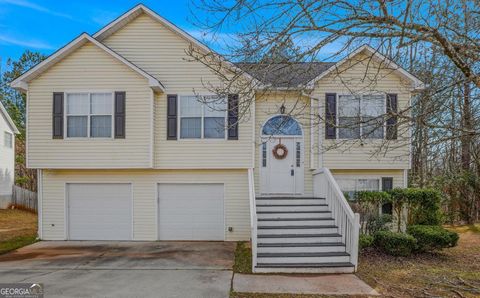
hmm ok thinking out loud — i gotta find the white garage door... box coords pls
[67,183,132,240]
[158,183,224,240]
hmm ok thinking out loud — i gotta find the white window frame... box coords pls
[64,92,114,140]
[178,95,228,140]
[4,131,13,148]
[336,93,386,140]
[335,176,381,200]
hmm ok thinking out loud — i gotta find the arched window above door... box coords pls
[262,115,302,136]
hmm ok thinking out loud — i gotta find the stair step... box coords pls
[258,217,334,221]
[256,198,326,205]
[258,252,349,258]
[256,262,354,268]
[258,233,343,244]
[258,242,345,247]
[257,211,331,214]
[257,218,335,226]
[256,204,328,207]
[257,251,350,263]
[257,242,346,253]
[257,205,329,212]
[256,197,325,200]
[258,225,337,229]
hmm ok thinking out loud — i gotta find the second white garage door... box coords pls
[67,183,132,240]
[158,183,224,240]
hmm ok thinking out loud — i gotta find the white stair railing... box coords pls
[248,168,258,272]
[313,168,360,270]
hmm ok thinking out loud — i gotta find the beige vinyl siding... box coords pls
[40,169,250,241]
[254,91,314,195]
[103,12,253,168]
[0,113,15,199]
[103,13,226,93]
[331,169,405,189]
[154,93,252,168]
[313,52,411,170]
[27,42,153,168]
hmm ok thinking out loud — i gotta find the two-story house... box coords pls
[11,4,423,273]
[0,101,19,207]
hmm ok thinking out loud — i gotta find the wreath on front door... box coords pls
[272,143,288,160]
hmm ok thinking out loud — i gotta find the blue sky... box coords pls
[0,0,204,67]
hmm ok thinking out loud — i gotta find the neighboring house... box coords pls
[11,4,423,273]
[0,101,20,208]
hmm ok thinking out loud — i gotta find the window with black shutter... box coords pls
[52,92,64,139]
[325,93,336,139]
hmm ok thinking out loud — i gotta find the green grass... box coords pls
[0,235,37,255]
[233,241,253,274]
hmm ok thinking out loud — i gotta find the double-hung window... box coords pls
[338,94,385,139]
[66,92,113,138]
[179,95,226,139]
[336,178,380,200]
[4,132,13,148]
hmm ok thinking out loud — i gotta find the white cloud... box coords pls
[0,0,74,19]
[0,34,55,49]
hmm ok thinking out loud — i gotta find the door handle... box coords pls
[291,169,294,176]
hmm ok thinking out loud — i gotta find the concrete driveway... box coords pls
[0,241,235,298]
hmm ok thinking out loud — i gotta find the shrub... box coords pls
[405,189,443,226]
[407,225,459,252]
[374,230,416,256]
[365,214,393,235]
[359,234,374,250]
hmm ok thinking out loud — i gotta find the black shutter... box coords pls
[325,93,336,139]
[114,91,126,139]
[381,177,394,214]
[52,92,63,139]
[386,93,398,140]
[227,94,239,140]
[167,94,178,140]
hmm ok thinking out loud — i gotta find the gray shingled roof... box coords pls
[235,62,335,87]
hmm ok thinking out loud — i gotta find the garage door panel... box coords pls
[158,183,224,240]
[68,183,132,240]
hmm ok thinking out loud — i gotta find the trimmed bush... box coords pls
[405,189,443,226]
[359,234,374,250]
[374,231,417,256]
[407,225,459,252]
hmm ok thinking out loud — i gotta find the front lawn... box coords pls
[0,209,38,254]
[232,225,480,297]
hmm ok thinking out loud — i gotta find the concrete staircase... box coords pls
[254,196,356,273]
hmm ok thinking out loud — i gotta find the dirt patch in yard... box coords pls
[357,225,480,297]
[0,209,37,254]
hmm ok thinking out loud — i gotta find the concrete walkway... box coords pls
[233,273,379,296]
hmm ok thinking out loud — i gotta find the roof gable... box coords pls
[0,101,20,134]
[306,45,424,90]
[10,33,165,92]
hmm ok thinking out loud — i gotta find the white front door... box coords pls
[261,137,304,195]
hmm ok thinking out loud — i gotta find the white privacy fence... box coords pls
[313,168,360,270]
[11,185,38,212]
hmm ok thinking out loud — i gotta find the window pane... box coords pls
[204,117,225,139]
[91,93,112,114]
[67,116,88,137]
[4,132,12,148]
[91,115,112,138]
[180,96,202,117]
[362,95,384,116]
[357,179,380,191]
[67,93,89,115]
[262,115,302,135]
[204,96,226,117]
[296,142,301,167]
[180,117,201,138]
[338,95,360,117]
[262,143,267,167]
[338,117,360,139]
[363,116,384,139]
